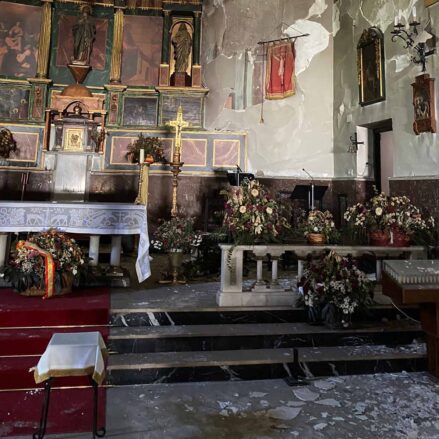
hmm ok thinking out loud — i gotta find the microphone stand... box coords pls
[302,168,315,210]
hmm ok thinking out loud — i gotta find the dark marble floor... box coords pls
[8,373,439,439]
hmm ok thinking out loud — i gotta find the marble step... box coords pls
[107,343,427,385]
[108,321,423,354]
[110,304,419,327]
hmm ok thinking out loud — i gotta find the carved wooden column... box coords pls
[110,6,125,84]
[191,11,202,87]
[36,0,53,79]
[159,10,171,86]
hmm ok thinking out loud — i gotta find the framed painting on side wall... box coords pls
[357,27,386,106]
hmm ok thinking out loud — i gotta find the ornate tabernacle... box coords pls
[383,260,439,378]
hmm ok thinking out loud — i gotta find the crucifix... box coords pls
[168,106,189,217]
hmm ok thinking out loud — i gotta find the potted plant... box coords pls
[0,128,17,160]
[221,179,290,244]
[390,195,435,246]
[151,217,202,283]
[126,134,165,164]
[298,251,374,328]
[344,191,395,245]
[1,230,85,298]
[302,209,337,245]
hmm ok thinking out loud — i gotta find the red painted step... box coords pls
[0,326,108,356]
[0,356,100,390]
[0,288,110,328]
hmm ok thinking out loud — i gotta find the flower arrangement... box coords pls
[1,230,85,297]
[298,251,373,327]
[302,210,337,242]
[391,195,435,233]
[344,191,395,233]
[126,134,165,164]
[221,179,290,244]
[0,128,17,159]
[151,217,202,253]
[344,190,435,245]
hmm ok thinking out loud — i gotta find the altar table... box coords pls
[218,244,426,307]
[383,260,439,378]
[0,202,150,282]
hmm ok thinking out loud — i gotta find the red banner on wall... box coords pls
[265,42,296,100]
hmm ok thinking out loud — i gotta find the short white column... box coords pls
[271,257,279,286]
[110,235,122,267]
[0,233,8,267]
[297,259,304,278]
[255,256,264,286]
[88,235,100,266]
[376,260,382,282]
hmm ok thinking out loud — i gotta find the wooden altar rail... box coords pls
[217,244,426,307]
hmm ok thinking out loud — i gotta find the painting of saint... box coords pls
[357,27,385,106]
[0,2,41,78]
[121,16,163,86]
[56,15,107,70]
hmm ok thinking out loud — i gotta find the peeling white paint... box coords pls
[307,0,328,19]
[333,2,341,36]
[285,20,330,76]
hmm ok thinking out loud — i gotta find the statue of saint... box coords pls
[71,4,96,66]
[172,23,192,73]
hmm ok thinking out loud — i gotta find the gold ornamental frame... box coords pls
[357,27,386,106]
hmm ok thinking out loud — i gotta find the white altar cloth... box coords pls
[0,201,150,281]
[32,332,107,385]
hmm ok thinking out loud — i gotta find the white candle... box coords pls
[394,16,398,26]
[139,148,144,163]
[412,6,417,20]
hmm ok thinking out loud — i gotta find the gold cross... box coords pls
[168,105,189,163]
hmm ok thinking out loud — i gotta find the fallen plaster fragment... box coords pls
[293,387,320,402]
[313,379,336,391]
[313,423,328,431]
[249,392,267,398]
[287,401,305,407]
[267,406,301,421]
[315,398,341,407]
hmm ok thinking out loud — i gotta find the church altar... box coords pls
[218,244,427,307]
[0,201,150,282]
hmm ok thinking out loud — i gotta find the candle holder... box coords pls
[391,13,435,72]
[134,161,150,205]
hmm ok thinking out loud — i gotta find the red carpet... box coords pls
[0,287,110,437]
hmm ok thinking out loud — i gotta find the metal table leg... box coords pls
[33,378,52,439]
[91,379,106,438]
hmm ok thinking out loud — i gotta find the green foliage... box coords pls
[126,134,165,163]
[0,128,17,159]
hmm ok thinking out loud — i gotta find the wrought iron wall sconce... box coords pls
[348,132,364,153]
[391,8,435,72]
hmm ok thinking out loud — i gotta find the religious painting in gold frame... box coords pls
[64,128,84,151]
[357,27,386,106]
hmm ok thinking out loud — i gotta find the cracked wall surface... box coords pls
[334,0,439,178]
[202,0,334,178]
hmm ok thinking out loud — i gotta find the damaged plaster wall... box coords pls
[202,0,334,178]
[334,0,439,178]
